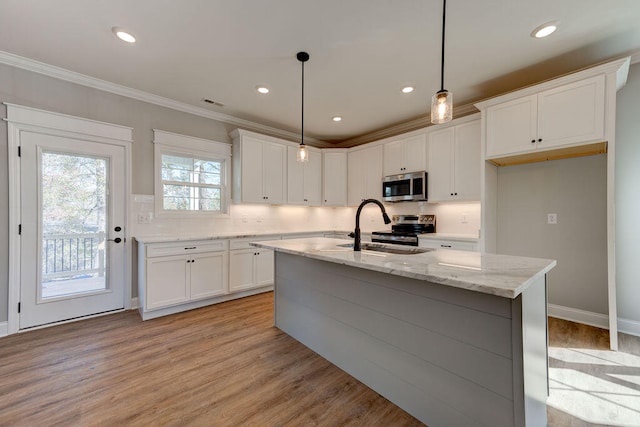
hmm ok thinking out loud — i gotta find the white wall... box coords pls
[615,62,640,327]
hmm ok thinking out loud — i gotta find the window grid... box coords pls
[160,154,224,212]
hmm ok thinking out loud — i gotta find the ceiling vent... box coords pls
[201,98,224,107]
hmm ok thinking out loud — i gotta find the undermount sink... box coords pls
[337,242,433,255]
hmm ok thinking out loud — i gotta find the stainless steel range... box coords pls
[371,214,436,246]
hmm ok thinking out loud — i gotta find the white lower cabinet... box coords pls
[138,237,275,320]
[229,239,275,292]
[419,238,478,251]
[141,240,229,312]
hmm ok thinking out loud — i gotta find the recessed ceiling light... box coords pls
[256,86,270,94]
[332,116,342,122]
[402,86,414,94]
[112,27,136,43]
[531,21,559,38]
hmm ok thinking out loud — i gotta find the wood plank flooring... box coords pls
[3,293,639,426]
[0,292,423,426]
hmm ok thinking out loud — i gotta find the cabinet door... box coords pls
[347,150,366,206]
[262,142,286,203]
[454,120,481,201]
[323,151,347,206]
[428,127,455,202]
[304,150,323,206]
[190,251,228,300]
[403,134,427,173]
[229,248,256,292]
[240,137,265,203]
[255,249,275,287]
[537,75,605,150]
[145,255,189,310]
[287,146,305,204]
[363,145,383,200]
[486,95,537,158]
[383,140,405,175]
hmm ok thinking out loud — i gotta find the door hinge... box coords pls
[18,224,22,235]
[18,146,21,157]
[18,302,21,313]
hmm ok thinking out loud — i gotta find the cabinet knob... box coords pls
[454,193,458,196]
[538,138,542,142]
[531,139,536,143]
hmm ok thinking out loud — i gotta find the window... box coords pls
[161,153,223,211]
[153,130,231,216]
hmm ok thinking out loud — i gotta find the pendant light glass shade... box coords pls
[296,51,310,162]
[431,89,452,124]
[297,143,309,162]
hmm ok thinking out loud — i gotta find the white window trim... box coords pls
[153,130,231,217]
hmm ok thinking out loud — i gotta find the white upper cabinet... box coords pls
[231,130,286,204]
[428,118,481,202]
[348,144,383,206]
[383,134,427,176]
[287,146,322,206]
[322,150,348,206]
[485,75,605,159]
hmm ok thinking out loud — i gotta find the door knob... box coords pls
[107,237,122,243]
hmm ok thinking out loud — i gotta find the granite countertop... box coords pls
[251,237,556,299]
[135,230,357,244]
[418,233,479,242]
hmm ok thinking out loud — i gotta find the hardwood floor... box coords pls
[547,317,640,426]
[0,292,423,426]
[3,293,639,426]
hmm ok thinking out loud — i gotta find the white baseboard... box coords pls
[619,317,640,337]
[548,304,640,337]
[548,304,609,330]
[0,321,7,337]
[130,297,139,309]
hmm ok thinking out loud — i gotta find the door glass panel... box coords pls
[40,152,108,300]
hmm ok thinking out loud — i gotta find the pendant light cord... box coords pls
[440,0,446,92]
[301,59,305,146]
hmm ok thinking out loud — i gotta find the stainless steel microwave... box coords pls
[382,171,428,202]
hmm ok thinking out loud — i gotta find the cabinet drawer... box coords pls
[419,239,477,251]
[147,240,228,257]
[230,236,281,250]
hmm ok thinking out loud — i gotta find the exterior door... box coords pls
[19,132,126,329]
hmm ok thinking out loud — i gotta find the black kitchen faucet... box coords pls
[351,199,391,251]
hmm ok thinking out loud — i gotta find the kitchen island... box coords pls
[252,237,556,427]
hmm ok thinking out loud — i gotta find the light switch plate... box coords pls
[547,213,557,224]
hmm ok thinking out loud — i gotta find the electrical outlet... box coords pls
[137,213,151,224]
[547,213,557,224]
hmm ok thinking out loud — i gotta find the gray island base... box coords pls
[252,238,556,427]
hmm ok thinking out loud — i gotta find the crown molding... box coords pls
[631,48,640,64]
[336,102,479,147]
[0,50,326,145]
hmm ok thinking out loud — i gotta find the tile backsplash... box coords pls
[131,195,480,238]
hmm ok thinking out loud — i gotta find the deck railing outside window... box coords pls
[42,232,106,281]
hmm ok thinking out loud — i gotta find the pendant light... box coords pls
[296,51,310,162]
[431,0,452,124]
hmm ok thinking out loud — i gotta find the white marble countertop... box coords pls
[135,229,362,244]
[418,233,479,242]
[251,237,556,299]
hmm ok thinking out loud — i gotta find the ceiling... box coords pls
[1,0,640,145]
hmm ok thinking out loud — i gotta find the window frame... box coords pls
[153,130,231,218]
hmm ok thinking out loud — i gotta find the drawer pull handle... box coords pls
[184,247,196,250]
[441,244,452,248]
